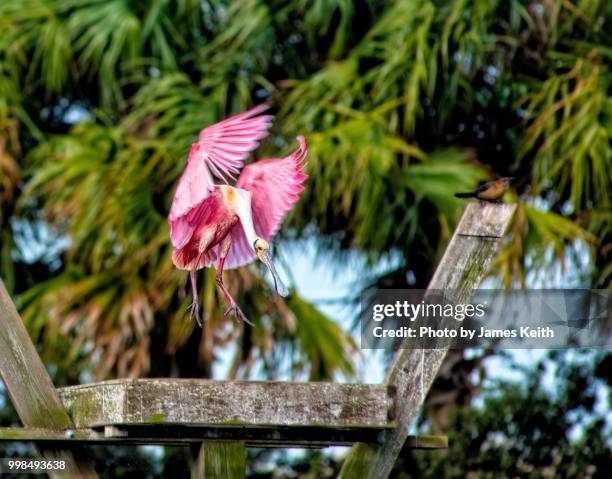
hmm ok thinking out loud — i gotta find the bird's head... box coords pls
[254,238,270,260]
[253,239,288,297]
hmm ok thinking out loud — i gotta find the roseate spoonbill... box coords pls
[168,105,308,326]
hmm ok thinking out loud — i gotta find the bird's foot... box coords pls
[187,302,203,327]
[224,303,253,326]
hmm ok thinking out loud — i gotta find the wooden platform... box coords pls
[0,378,447,448]
[58,379,392,429]
[55,379,395,446]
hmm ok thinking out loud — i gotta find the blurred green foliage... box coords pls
[401,352,611,478]
[0,0,610,382]
[0,0,610,477]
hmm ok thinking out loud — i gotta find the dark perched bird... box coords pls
[454,177,514,202]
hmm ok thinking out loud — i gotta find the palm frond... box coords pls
[518,53,611,211]
[493,202,597,288]
[286,294,358,380]
[0,0,72,94]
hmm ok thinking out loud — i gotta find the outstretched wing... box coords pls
[219,136,308,269]
[169,105,273,248]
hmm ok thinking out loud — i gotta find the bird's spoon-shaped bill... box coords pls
[260,250,289,297]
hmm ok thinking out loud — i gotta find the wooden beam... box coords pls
[0,281,72,428]
[58,379,392,429]
[0,279,98,478]
[0,425,387,447]
[0,427,447,449]
[339,203,516,479]
[0,428,102,442]
[404,434,448,449]
[191,441,245,478]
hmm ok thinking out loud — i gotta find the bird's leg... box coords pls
[215,237,253,326]
[188,254,203,327]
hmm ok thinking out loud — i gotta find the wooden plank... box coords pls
[94,424,390,446]
[0,427,447,449]
[455,202,516,238]
[0,280,72,428]
[58,379,392,429]
[339,203,516,479]
[191,441,245,478]
[0,428,102,442]
[0,279,99,478]
[404,434,448,449]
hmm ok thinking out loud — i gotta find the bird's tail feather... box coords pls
[454,192,475,198]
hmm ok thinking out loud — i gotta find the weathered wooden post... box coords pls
[340,203,516,478]
[0,280,98,478]
[191,441,246,478]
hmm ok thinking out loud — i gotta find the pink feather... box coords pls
[168,105,273,247]
[217,136,309,269]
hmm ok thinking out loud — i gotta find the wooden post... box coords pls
[339,203,516,478]
[191,441,246,478]
[0,279,98,478]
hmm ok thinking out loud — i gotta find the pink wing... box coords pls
[218,136,308,269]
[169,105,273,248]
[171,192,222,269]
